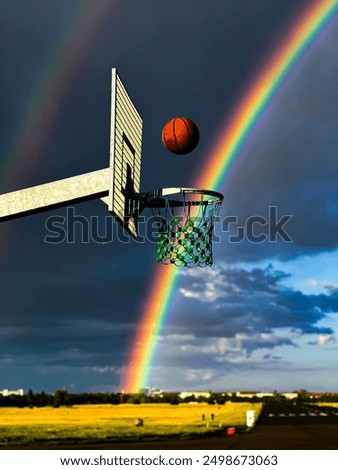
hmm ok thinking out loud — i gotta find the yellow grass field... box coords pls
[0,402,262,446]
[316,402,338,408]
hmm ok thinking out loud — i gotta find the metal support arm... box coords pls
[0,168,110,222]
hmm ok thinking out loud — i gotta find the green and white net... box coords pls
[150,189,222,267]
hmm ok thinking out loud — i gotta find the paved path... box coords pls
[228,403,338,450]
[227,423,338,450]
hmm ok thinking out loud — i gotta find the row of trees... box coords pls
[1,389,337,408]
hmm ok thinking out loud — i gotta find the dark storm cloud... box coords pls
[156,332,295,367]
[176,266,336,337]
[0,0,336,392]
[149,265,337,376]
[215,23,338,262]
[0,327,128,369]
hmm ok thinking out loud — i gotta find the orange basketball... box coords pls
[162,117,199,155]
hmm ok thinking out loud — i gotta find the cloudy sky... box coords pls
[0,0,337,394]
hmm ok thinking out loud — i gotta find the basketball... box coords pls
[162,117,199,155]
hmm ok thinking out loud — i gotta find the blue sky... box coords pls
[0,0,337,394]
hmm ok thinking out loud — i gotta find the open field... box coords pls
[315,402,338,408]
[0,402,261,447]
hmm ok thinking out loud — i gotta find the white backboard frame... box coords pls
[108,68,143,238]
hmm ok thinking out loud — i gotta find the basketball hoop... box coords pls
[144,188,223,267]
[0,69,224,269]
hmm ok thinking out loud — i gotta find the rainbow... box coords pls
[1,0,116,193]
[0,0,117,259]
[122,0,338,392]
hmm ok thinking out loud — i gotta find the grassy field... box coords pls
[0,402,262,447]
[315,402,338,408]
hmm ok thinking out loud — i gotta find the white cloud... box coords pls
[85,366,116,374]
[317,334,335,347]
[179,266,247,302]
[184,368,216,383]
[307,333,336,347]
[158,331,295,368]
[307,279,338,293]
[179,267,228,302]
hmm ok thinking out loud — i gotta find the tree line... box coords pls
[0,389,337,408]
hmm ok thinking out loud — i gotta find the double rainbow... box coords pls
[1,0,116,193]
[122,0,337,392]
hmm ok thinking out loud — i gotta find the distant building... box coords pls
[146,387,164,398]
[179,391,211,400]
[0,388,24,397]
[281,392,298,400]
[236,391,264,398]
[256,392,274,398]
[308,392,324,399]
[236,391,298,400]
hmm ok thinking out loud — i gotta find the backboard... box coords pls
[108,68,143,238]
[0,67,223,267]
